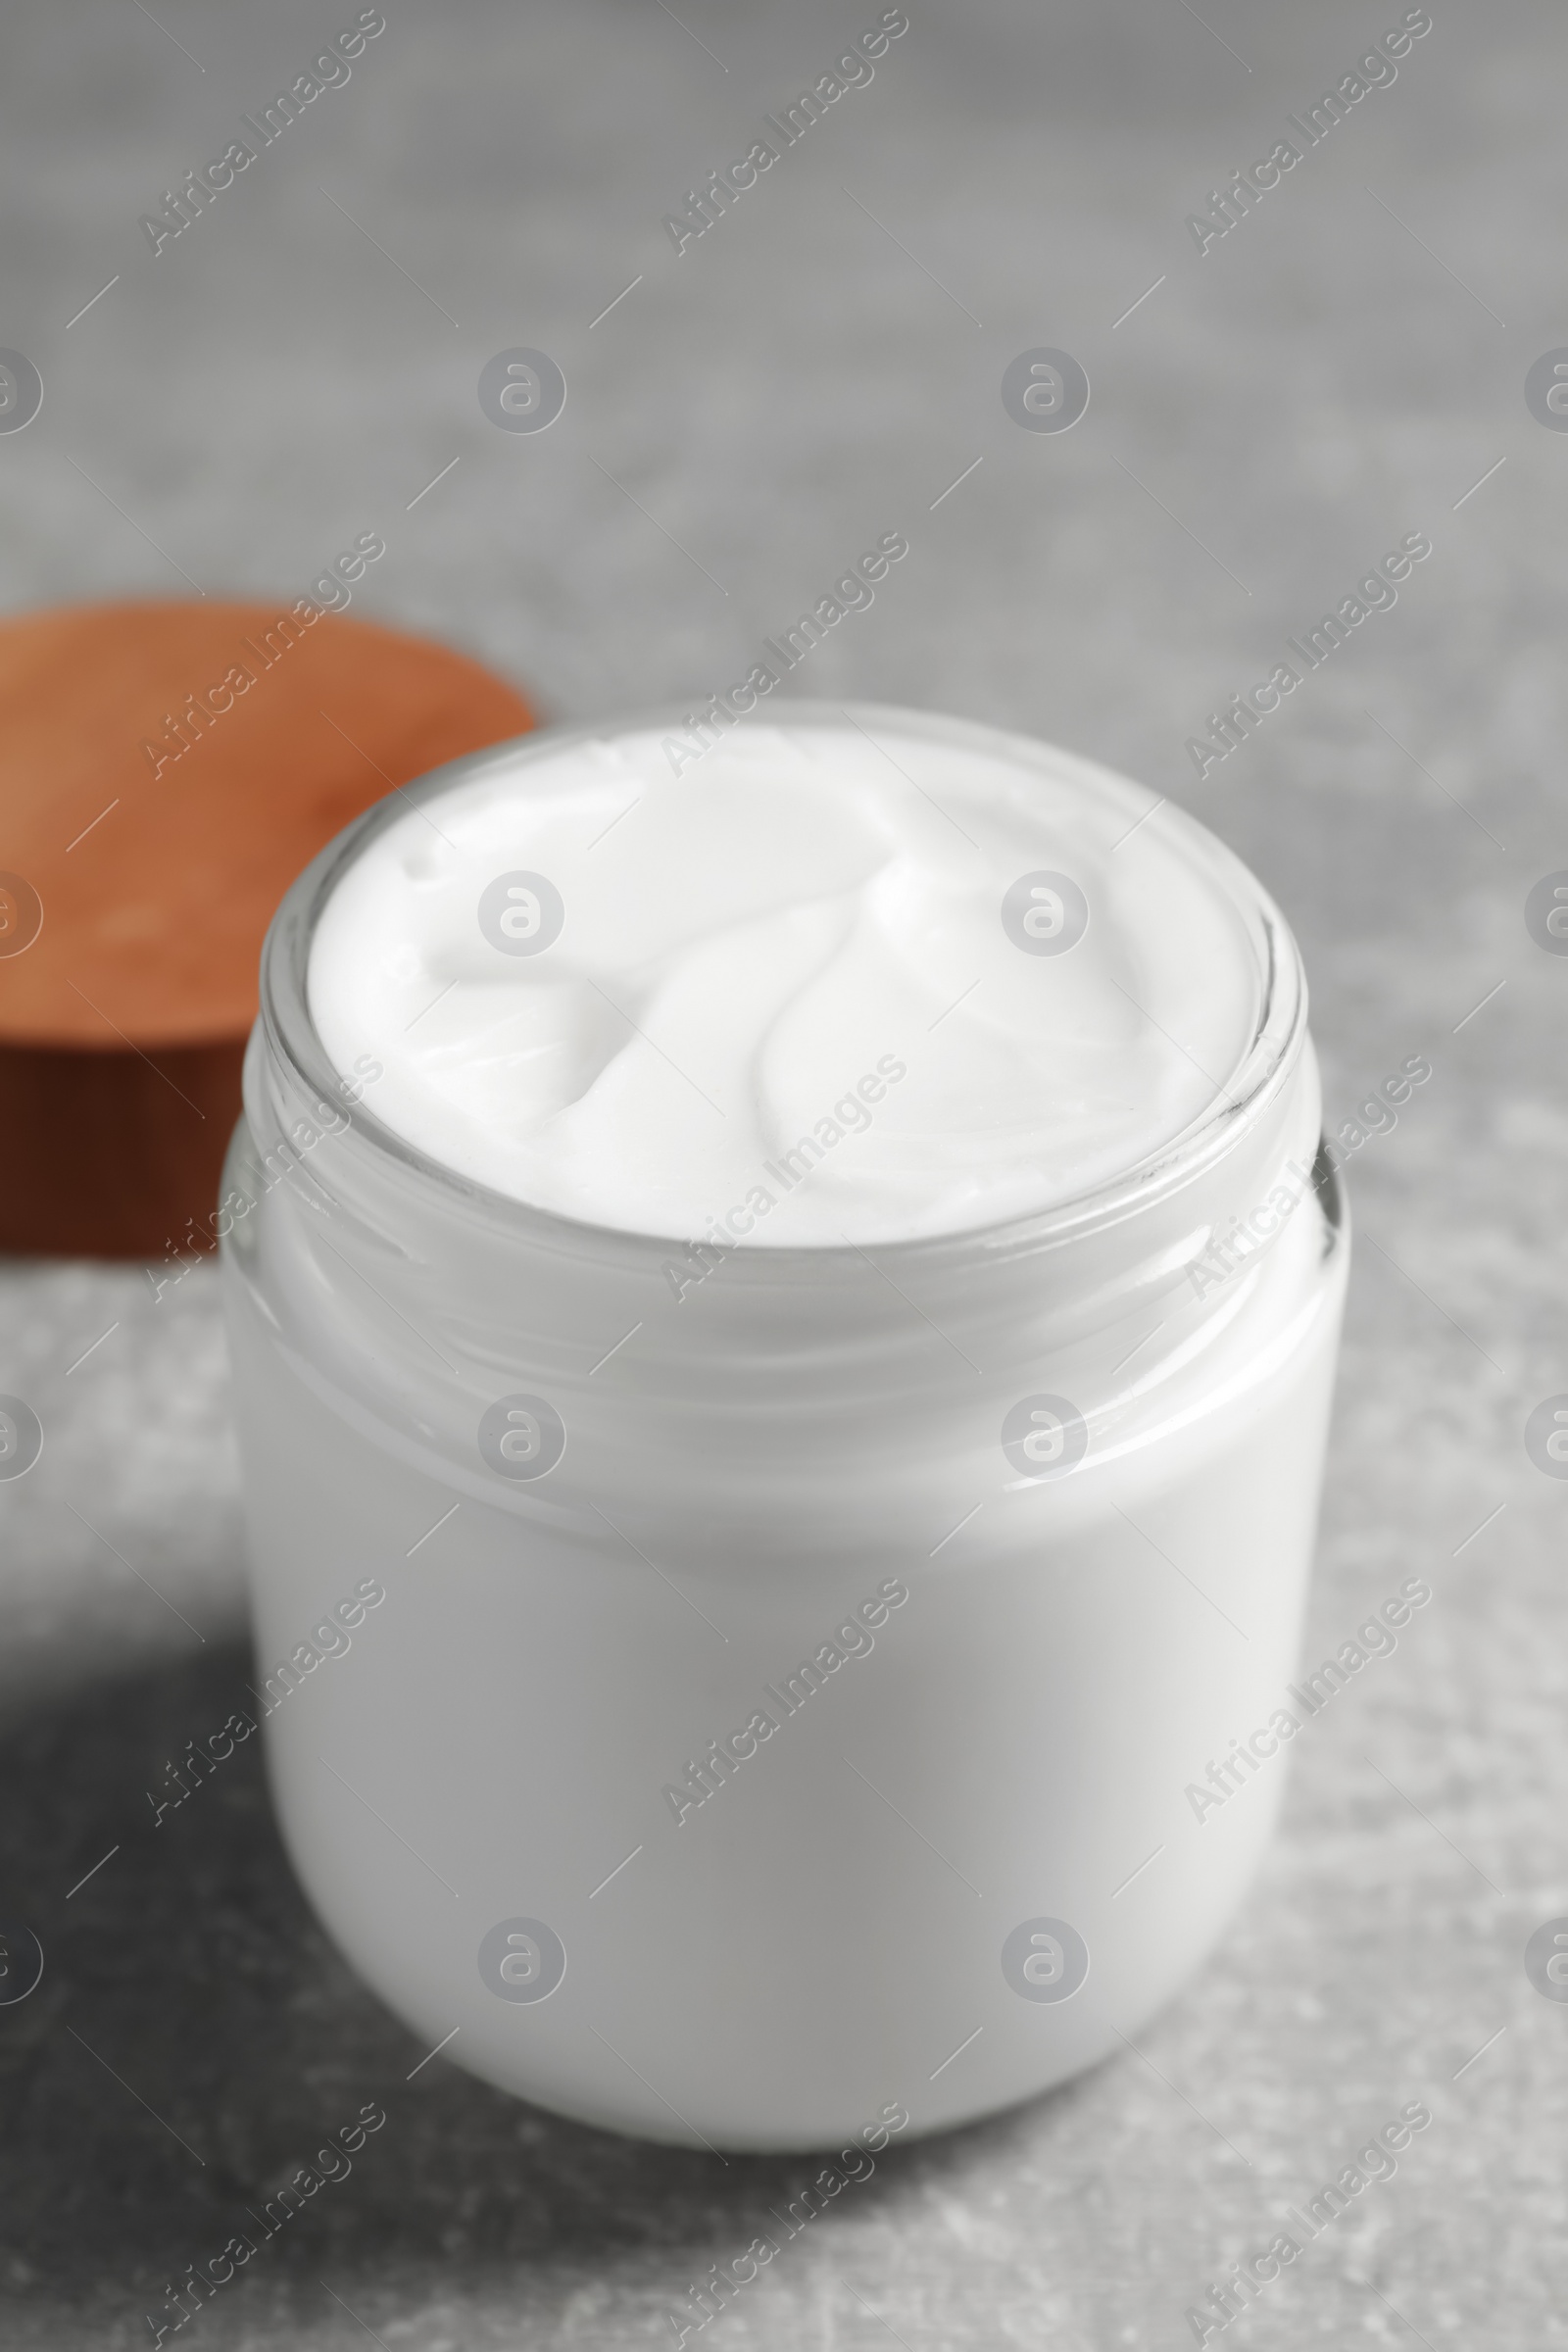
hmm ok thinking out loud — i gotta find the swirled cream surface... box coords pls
[307,714,1269,1244]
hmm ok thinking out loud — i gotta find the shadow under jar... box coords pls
[220,703,1348,2152]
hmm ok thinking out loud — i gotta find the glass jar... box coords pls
[220,703,1347,2152]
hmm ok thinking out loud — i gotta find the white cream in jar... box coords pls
[307,720,1263,1245]
[222,703,1348,2152]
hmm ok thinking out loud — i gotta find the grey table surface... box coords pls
[1,1,1564,2344]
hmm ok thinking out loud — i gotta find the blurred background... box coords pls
[2,1,1564,2344]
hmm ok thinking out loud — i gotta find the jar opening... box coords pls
[258,700,1307,1278]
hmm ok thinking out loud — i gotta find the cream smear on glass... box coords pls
[306,716,1264,1243]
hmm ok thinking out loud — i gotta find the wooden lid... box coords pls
[0,600,534,1254]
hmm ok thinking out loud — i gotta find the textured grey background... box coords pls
[1,1,1564,2345]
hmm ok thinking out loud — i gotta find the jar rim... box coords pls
[257,698,1308,1276]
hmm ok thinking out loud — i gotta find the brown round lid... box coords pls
[0,599,535,1255]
